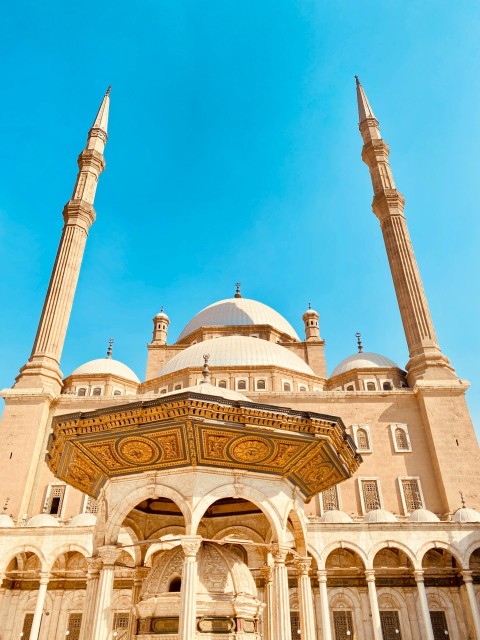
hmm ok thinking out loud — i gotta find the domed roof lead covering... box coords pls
[178,297,300,341]
[331,352,400,377]
[159,336,315,377]
[70,358,140,382]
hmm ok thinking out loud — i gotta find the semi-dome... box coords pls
[331,352,400,377]
[0,514,15,528]
[178,297,300,341]
[69,513,97,527]
[364,509,397,523]
[27,514,60,527]
[159,336,315,377]
[453,507,480,523]
[163,381,250,403]
[409,508,440,523]
[70,358,140,383]
[319,509,353,523]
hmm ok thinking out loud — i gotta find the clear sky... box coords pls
[1,2,479,429]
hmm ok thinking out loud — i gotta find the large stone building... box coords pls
[0,79,479,640]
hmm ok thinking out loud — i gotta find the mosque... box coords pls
[0,79,480,640]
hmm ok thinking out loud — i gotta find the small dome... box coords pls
[70,358,140,383]
[163,382,250,403]
[319,509,353,523]
[159,336,315,377]
[453,507,480,523]
[409,508,440,523]
[0,514,15,528]
[364,509,397,523]
[178,297,300,341]
[69,513,97,527]
[27,514,60,528]
[155,310,170,321]
[331,352,401,377]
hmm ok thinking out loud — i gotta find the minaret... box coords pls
[14,88,111,391]
[355,77,455,382]
[152,308,170,345]
[302,304,321,342]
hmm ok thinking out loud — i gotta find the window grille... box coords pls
[77,388,87,396]
[283,382,291,391]
[84,495,99,514]
[322,486,339,511]
[256,379,266,390]
[67,613,82,640]
[401,479,423,511]
[290,613,300,637]
[237,380,247,390]
[218,380,227,388]
[380,611,402,639]
[92,387,102,396]
[366,381,376,391]
[430,611,449,639]
[361,480,381,512]
[22,613,34,639]
[43,484,66,516]
[356,428,370,451]
[395,428,409,450]
[114,613,130,638]
[333,610,354,639]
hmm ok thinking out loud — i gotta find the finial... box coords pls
[201,354,211,383]
[106,338,114,359]
[235,282,242,298]
[3,497,9,513]
[355,332,363,353]
[106,85,112,96]
[160,305,164,314]
[460,491,466,508]
[308,302,312,310]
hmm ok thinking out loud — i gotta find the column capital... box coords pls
[365,569,376,582]
[97,545,122,567]
[38,572,50,585]
[294,557,311,576]
[86,556,104,575]
[260,565,273,583]
[316,569,328,583]
[414,569,425,583]
[134,566,150,582]
[180,535,202,557]
[270,543,290,563]
[462,569,474,583]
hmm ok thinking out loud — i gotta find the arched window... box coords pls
[366,381,376,391]
[174,384,182,390]
[92,387,102,396]
[113,390,122,396]
[256,379,266,390]
[77,388,87,397]
[283,382,292,391]
[395,428,409,450]
[356,428,370,451]
[218,380,228,389]
[237,380,247,391]
[299,385,307,392]
[345,384,355,391]
[383,381,393,390]
[169,577,182,592]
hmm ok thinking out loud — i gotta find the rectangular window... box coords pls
[333,611,354,639]
[83,495,99,514]
[67,613,82,640]
[400,479,423,511]
[321,485,340,512]
[290,613,300,638]
[22,613,34,640]
[430,611,449,639]
[43,483,66,516]
[380,611,402,639]
[114,612,130,636]
[360,479,381,512]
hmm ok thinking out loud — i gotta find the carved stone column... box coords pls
[260,565,274,640]
[128,566,149,640]
[413,570,434,640]
[295,558,316,640]
[30,572,49,640]
[462,570,480,639]
[178,536,202,640]
[80,557,103,640]
[316,571,332,640]
[365,570,382,640]
[271,544,292,640]
[91,546,121,640]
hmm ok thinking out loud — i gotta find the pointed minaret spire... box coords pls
[355,78,454,382]
[14,88,111,390]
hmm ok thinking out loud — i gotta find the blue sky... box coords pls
[1,2,480,429]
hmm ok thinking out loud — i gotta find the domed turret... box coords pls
[302,304,321,342]
[319,510,353,523]
[364,509,397,523]
[332,352,401,377]
[409,509,440,523]
[453,507,480,523]
[152,307,170,345]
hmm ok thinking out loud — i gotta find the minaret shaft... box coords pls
[14,90,109,391]
[356,79,454,381]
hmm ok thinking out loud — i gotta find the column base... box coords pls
[406,348,457,385]
[13,356,63,393]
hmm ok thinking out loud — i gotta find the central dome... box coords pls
[159,336,315,377]
[178,297,300,341]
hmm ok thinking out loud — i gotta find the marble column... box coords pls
[413,570,435,640]
[271,544,292,640]
[30,572,49,640]
[462,570,480,639]
[79,557,103,640]
[128,566,149,640]
[178,536,202,640]
[317,571,332,640]
[295,558,316,640]
[90,546,121,640]
[260,565,274,640]
[365,570,382,640]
